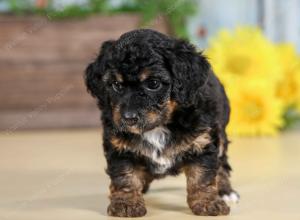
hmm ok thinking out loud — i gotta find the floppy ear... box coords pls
[85,40,115,109]
[161,39,211,107]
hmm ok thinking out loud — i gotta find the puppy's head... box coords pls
[85,29,210,134]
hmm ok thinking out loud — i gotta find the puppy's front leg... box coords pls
[107,160,147,217]
[184,150,230,216]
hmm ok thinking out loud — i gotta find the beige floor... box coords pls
[0,129,299,220]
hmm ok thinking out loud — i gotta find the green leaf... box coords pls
[282,107,300,129]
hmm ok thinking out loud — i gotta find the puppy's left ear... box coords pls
[160,39,210,107]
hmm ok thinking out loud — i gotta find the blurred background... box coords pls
[1,1,300,219]
[0,0,300,135]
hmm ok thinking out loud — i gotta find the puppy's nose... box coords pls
[122,111,139,125]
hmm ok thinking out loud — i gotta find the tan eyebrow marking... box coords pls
[139,69,152,81]
[115,73,124,82]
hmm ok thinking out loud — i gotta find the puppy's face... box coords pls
[104,65,176,134]
[85,29,211,134]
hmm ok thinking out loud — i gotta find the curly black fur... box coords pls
[85,29,237,217]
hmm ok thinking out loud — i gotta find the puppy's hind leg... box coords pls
[184,147,230,216]
[217,154,240,204]
[217,130,239,204]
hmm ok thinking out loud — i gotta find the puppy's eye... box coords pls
[112,81,124,93]
[145,79,161,91]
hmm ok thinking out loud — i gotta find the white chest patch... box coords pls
[143,126,169,151]
[142,126,172,173]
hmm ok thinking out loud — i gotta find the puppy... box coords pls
[85,29,238,217]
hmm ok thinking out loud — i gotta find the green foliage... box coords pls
[51,0,108,20]
[8,0,33,14]
[49,5,91,20]
[5,0,197,38]
[7,0,107,19]
[133,0,197,38]
[88,0,108,13]
[282,107,300,129]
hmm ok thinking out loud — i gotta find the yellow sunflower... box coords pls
[206,27,282,87]
[205,27,300,136]
[276,44,300,110]
[226,80,285,136]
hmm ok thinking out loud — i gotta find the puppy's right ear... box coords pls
[85,40,115,108]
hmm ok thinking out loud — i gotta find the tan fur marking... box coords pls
[185,165,215,207]
[111,136,128,150]
[139,69,151,81]
[216,167,233,195]
[116,73,124,82]
[108,166,147,217]
[112,105,121,126]
[163,129,211,158]
[191,132,211,152]
[128,126,141,134]
[218,137,224,157]
[108,167,144,195]
[184,165,230,216]
[146,111,159,124]
[134,167,154,193]
[166,100,177,121]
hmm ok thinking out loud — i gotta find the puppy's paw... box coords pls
[191,198,230,216]
[222,191,240,204]
[107,198,147,217]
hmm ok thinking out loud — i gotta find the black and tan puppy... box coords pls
[85,29,238,217]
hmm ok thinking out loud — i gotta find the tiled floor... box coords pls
[0,129,299,220]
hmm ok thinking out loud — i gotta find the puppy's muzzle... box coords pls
[121,110,139,126]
